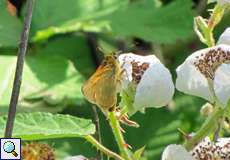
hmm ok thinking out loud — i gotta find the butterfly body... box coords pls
[82,55,121,112]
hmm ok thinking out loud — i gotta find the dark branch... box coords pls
[91,105,103,160]
[4,0,35,138]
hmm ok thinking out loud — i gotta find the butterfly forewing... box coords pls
[82,55,120,112]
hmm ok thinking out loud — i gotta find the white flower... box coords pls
[64,155,87,160]
[218,27,230,45]
[118,53,174,113]
[176,44,230,106]
[161,144,194,160]
[162,137,230,160]
[191,137,230,159]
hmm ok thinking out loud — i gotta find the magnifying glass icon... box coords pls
[3,141,18,157]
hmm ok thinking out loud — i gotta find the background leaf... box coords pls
[30,0,129,41]
[0,52,86,114]
[0,112,95,140]
[103,0,194,43]
[0,0,22,47]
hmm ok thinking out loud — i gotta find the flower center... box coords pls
[194,47,230,80]
[131,61,149,84]
[191,138,230,160]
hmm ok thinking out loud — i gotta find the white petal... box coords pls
[161,144,194,160]
[216,137,230,147]
[118,53,160,89]
[217,27,230,46]
[214,63,230,106]
[176,48,214,102]
[134,60,174,109]
[118,53,133,89]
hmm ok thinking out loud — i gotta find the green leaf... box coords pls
[0,112,95,140]
[37,35,95,77]
[30,0,129,41]
[33,21,110,42]
[0,1,22,47]
[133,146,145,160]
[105,0,194,43]
[0,54,85,114]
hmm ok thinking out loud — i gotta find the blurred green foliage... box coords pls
[0,0,229,159]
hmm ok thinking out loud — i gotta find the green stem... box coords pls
[204,28,215,47]
[108,111,132,160]
[184,106,225,150]
[85,135,124,160]
[205,4,226,47]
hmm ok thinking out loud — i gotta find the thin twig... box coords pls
[91,105,103,160]
[4,0,35,138]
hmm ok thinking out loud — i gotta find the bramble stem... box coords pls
[184,106,225,150]
[206,4,226,47]
[85,135,124,160]
[108,111,132,160]
[4,0,35,138]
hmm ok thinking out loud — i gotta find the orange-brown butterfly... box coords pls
[81,55,122,113]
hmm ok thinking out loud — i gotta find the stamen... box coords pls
[194,48,230,79]
[190,138,230,159]
[131,61,150,84]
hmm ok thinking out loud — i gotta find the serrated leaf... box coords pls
[133,146,145,160]
[0,1,22,47]
[0,112,95,140]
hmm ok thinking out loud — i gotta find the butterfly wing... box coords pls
[82,65,117,110]
[94,71,117,110]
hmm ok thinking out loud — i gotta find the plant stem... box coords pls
[204,28,215,47]
[85,135,124,160]
[4,0,35,138]
[91,105,103,160]
[108,111,132,160]
[205,4,226,47]
[184,106,225,150]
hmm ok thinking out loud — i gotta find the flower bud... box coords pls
[200,103,214,117]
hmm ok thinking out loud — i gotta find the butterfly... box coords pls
[82,55,122,113]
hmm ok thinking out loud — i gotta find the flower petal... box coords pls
[161,144,194,160]
[176,48,215,102]
[214,63,230,106]
[191,136,230,159]
[119,53,174,110]
[217,27,230,46]
[134,60,174,109]
[118,53,159,89]
[64,155,88,160]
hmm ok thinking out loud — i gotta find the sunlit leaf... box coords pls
[0,54,85,114]
[0,112,95,140]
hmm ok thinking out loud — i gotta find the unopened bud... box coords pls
[200,103,214,117]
